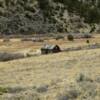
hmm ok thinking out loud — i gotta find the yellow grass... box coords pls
[0,35,100,100]
[0,35,100,53]
[0,49,100,99]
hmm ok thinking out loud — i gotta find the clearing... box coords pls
[0,35,100,100]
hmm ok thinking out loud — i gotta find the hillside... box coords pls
[0,0,100,35]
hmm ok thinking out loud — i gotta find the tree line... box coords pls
[38,0,100,24]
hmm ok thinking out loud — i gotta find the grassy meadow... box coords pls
[0,34,100,100]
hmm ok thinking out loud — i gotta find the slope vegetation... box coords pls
[0,0,100,34]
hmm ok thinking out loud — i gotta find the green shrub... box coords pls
[76,73,93,83]
[57,87,79,100]
[0,87,8,95]
[7,86,25,93]
[86,40,90,44]
[67,34,74,41]
[36,85,48,93]
[0,52,25,61]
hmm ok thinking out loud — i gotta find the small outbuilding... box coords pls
[41,44,61,54]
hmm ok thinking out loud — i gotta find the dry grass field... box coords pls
[0,34,100,100]
[0,34,100,53]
